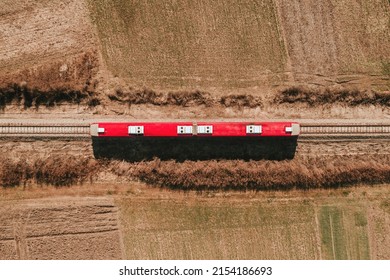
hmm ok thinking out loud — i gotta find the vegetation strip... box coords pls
[110,156,390,190]
[275,87,390,107]
[109,88,263,108]
[0,84,99,110]
[3,84,390,111]
[1,155,390,190]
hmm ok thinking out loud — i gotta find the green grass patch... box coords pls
[319,205,370,259]
[382,60,390,76]
[319,206,347,259]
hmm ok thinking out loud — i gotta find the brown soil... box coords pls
[0,197,123,259]
[0,0,99,91]
[367,201,390,259]
[275,0,390,86]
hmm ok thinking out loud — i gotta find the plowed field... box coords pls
[0,197,123,259]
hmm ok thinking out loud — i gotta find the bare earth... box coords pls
[0,197,123,259]
[0,0,98,90]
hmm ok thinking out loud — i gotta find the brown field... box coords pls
[0,0,98,91]
[0,197,123,259]
[1,0,390,260]
[276,0,390,84]
[1,183,389,260]
[87,0,390,93]
[88,0,286,90]
[118,198,319,259]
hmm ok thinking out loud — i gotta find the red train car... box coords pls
[91,121,300,161]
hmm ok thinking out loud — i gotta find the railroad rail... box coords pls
[0,123,90,137]
[0,123,389,138]
[301,123,390,135]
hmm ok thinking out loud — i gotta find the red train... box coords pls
[91,121,300,161]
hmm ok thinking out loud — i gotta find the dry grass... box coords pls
[0,156,99,187]
[0,51,99,91]
[277,0,390,80]
[275,86,390,107]
[118,198,319,259]
[109,88,263,108]
[88,0,285,89]
[109,88,213,107]
[0,82,262,110]
[2,154,390,190]
[109,155,390,191]
[0,51,100,110]
[0,84,98,110]
[220,94,263,108]
[118,194,384,259]
[117,186,390,259]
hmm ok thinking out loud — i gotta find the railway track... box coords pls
[0,124,90,137]
[299,123,390,140]
[0,123,390,139]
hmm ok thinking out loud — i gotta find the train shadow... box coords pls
[91,136,298,161]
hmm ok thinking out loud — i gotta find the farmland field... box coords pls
[116,186,390,259]
[88,0,287,90]
[87,0,390,92]
[0,182,389,259]
[1,0,390,261]
[118,199,318,259]
[0,197,123,259]
[319,205,370,259]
